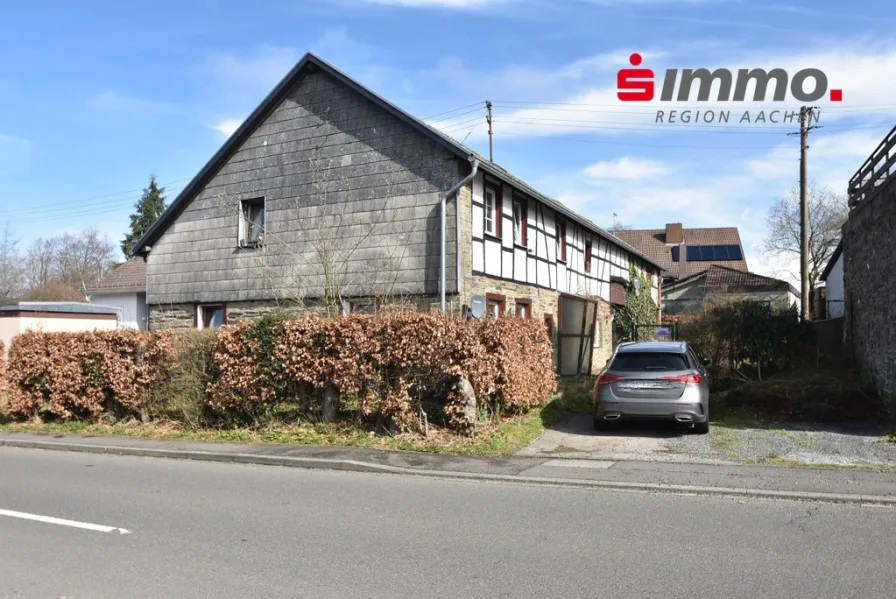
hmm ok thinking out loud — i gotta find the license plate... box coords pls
[618,380,668,389]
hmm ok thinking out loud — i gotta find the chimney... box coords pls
[678,238,687,280]
[665,223,683,245]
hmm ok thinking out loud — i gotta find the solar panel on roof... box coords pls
[671,244,743,262]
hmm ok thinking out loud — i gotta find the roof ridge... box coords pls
[129,52,663,271]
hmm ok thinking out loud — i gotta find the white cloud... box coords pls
[212,118,243,137]
[434,41,896,143]
[198,45,300,94]
[584,157,669,179]
[87,91,176,115]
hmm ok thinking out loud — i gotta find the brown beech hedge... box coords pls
[2,312,556,435]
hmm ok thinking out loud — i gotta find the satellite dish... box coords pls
[470,295,486,319]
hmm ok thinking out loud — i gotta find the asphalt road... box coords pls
[1,447,894,599]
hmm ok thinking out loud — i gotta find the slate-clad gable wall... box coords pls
[147,69,459,306]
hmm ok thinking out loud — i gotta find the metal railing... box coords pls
[848,124,896,208]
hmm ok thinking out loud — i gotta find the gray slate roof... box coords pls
[131,52,663,272]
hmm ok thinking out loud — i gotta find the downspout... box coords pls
[441,157,481,312]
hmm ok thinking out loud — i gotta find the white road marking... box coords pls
[0,509,131,534]
[542,459,615,469]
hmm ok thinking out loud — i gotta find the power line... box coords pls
[494,116,894,135]
[0,178,191,218]
[0,185,187,220]
[492,102,896,116]
[421,102,484,121]
[427,106,485,125]
[492,99,896,111]
[497,130,786,149]
[438,116,487,133]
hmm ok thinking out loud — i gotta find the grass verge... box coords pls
[0,402,564,457]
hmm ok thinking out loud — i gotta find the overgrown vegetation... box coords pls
[714,369,880,422]
[616,265,657,341]
[677,301,816,382]
[0,312,557,443]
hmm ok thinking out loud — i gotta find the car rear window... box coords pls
[611,352,689,371]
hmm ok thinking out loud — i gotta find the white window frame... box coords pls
[196,304,225,330]
[238,198,265,248]
[484,187,497,236]
[512,199,523,245]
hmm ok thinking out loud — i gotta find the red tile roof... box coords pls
[87,258,146,294]
[612,226,748,280]
[704,264,797,295]
[666,264,798,296]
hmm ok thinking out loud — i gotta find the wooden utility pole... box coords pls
[799,107,810,320]
[486,100,493,161]
[798,106,819,321]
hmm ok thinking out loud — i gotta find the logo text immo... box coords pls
[617,53,842,103]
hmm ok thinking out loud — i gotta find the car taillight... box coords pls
[597,373,626,384]
[663,373,702,385]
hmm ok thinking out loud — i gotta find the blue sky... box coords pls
[2,0,895,280]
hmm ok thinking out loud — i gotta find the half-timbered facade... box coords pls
[133,52,663,374]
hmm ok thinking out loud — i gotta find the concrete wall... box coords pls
[147,68,459,308]
[843,181,896,396]
[90,292,147,330]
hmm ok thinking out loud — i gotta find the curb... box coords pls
[2,437,895,507]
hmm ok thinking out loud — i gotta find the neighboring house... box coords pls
[819,240,844,318]
[842,124,896,396]
[613,223,748,284]
[0,302,120,353]
[86,257,148,330]
[130,52,664,375]
[662,265,799,316]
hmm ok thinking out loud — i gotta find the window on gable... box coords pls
[512,198,527,246]
[584,240,593,273]
[556,220,567,262]
[239,198,265,247]
[484,184,501,237]
[196,304,225,330]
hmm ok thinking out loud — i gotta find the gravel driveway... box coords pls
[517,413,896,468]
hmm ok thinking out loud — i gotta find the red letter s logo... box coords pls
[617,53,654,102]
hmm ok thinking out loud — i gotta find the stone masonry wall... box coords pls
[843,181,896,397]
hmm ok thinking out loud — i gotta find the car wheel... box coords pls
[693,420,710,435]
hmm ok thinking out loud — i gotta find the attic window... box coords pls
[239,198,265,248]
[584,240,592,273]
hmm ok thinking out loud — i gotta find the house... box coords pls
[819,240,844,318]
[842,123,896,396]
[662,265,799,316]
[613,223,748,284]
[0,302,120,353]
[86,257,148,330]
[130,52,664,376]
